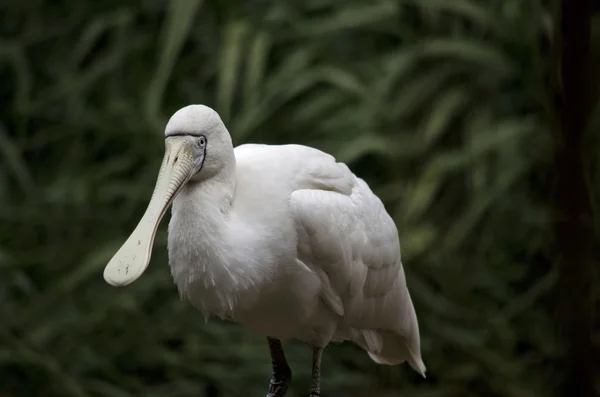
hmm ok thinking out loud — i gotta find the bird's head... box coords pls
[103,104,232,287]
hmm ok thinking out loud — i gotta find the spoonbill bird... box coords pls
[104,105,426,396]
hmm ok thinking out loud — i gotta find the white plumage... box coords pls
[104,105,425,396]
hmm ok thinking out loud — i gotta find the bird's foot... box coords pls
[266,338,292,397]
[308,346,323,397]
[266,373,291,397]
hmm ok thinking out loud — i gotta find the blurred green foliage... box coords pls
[0,0,595,396]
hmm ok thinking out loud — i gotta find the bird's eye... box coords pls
[197,136,206,148]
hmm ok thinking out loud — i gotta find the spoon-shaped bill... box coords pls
[103,139,194,286]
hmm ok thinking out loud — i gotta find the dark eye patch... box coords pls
[165,131,204,137]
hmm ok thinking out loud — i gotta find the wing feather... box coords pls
[288,150,424,376]
[290,167,403,320]
[233,144,424,375]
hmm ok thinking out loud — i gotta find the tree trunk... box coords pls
[554,0,596,396]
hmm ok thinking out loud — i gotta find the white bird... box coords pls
[103,105,426,396]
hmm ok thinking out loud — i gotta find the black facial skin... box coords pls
[194,135,207,174]
[165,131,203,137]
[164,133,207,176]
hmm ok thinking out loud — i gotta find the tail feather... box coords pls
[363,331,426,378]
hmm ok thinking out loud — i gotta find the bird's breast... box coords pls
[166,183,332,340]
[166,199,234,314]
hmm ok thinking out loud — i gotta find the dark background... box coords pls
[1,0,599,396]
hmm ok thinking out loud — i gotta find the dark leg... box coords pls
[309,346,323,397]
[267,338,292,397]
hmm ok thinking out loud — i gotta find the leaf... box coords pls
[314,66,367,99]
[70,9,134,69]
[420,87,468,147]
[404,0,506,36]
[387,66,465,119]
[59,240,125,291]
[0,41,31,110]
[403,177,442,223]
[145,0,204,127]
[333,133,395,164]
[243,29,271,108]
[0,123,35,197]
[399,224,438,259]
[405,269,476,320]
[217,19,250,123]
[231,48,317,140]
[295,1,399,36]
[415,38,514,77]
[443,158,529,249]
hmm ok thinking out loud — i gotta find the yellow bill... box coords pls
[103,138,196,286]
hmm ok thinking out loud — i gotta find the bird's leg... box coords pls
[266,337,292,397]
[309,346,323,397]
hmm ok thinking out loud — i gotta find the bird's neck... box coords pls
[168,160,252,319]
[188,159,236,213]
[171,160,236,248]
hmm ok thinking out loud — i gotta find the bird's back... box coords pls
[233,143,425,376]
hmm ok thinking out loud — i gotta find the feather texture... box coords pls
[161,105,425,377]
